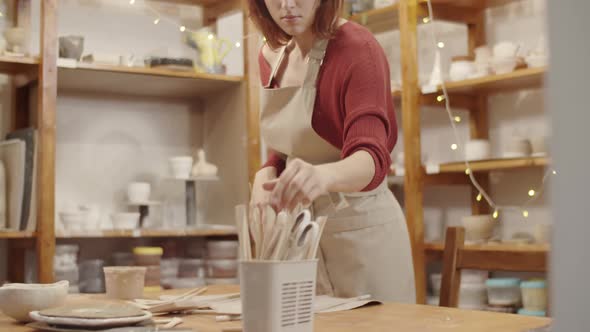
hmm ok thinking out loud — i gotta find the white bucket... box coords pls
[240,260,318,332]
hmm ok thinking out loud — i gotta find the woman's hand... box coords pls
[250,167,277,210]
[263,158,333,211]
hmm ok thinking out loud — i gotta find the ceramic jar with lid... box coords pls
[486,278,522,306]
[521,280,547,311]
[133,246,163,290]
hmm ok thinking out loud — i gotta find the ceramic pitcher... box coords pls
[189,30,232,72]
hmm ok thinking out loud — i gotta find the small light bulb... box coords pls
[493,210,499,219]
[437,95,445,102]
[0,12,4,17]
[451,143,458,150]
[235,42,241,48]
[465,168,471,175]
[552,170,557,175]
[523,210,529,218]
[208,34,214,40]
[129,0,135,4]
[422,17,430,23]
[528,189,536,197]
[437,41,445,48]
[262,37,267,42]
[180,26,186,32]
[454,116,461,123]
[153,18,160,25]
[476,193,482,202]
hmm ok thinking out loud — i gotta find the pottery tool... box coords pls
[216,315,242,322]
[286,222,319,261]
[250,206,262,259]
[235,205,251,260]
[307,216,327,259]
[259,205,276,258]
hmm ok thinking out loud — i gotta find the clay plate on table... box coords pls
[30,303,152,328]
[26,321,158,332]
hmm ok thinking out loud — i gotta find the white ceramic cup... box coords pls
[475,46,493,63]
[503,137,532,158]
[492,57,518,75]
[530,136,548,156]
[462,215,497,242]
[169,156,193,179]
[465,139,492,161]
[127,182,151,203]
[494,41,519,58]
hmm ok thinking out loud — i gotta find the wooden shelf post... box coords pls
[36,0,58,283]
[399,0,426,304]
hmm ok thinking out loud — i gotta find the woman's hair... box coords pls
[247,0,343,49]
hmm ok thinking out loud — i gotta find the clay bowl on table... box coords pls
[0,280,69,322]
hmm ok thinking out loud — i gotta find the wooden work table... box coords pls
[0,286,551,332]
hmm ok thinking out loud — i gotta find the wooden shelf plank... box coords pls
[57,63,243,99]
[56,227,237,239]
[430,0,518,9]
[0,231,36,239]
[0,55,39,74]
[425,67,546,96]
[349,4,403,33]
[425,242,549,271]
[437,156,549,173]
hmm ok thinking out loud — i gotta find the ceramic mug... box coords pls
[169,156,193,179]
[449,60,476,81]
[465,139,492,161]
[493,41,520,58]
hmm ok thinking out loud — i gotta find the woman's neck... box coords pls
[292,27,315,60]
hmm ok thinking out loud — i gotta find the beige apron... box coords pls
[259,37,416,303]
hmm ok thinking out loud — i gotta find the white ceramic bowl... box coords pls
[169,156,193,179]
[59,211,88,231]
[465,139,491,161]
[474,46,493,63]
[525,54,548,68]
[3,27,25,49]
[462,215,497,242]
[486,278,522,306]
[0,280,69,322]
[449,60,476,81]
[207,241,239,259]
[492,57,518,75]
[127,182,151,203]
[111,212,140,230]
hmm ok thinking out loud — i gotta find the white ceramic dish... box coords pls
[525,54,548,68]
[465,139,491,161]
[207,240,239,259]
[59,211,88,231]
[492,57,518,75]
[504,138,532,158]
[169,156,193,179]
[127,182,151,204]
[29,310,152,328]
[475,46,493,63]
[111,212,139,230]
[462,215,497,242]
[0,280,69,322]
[493,41,519,58]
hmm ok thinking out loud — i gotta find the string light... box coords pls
[437,41,445,48]
[476,193,482,202]
[493,210,499,219]
[451,143,458,150]
[522,210,529,218]
[208,34,214,40]
[423,17,430,23]
[528,189,536,197]
[129,0,135,4]
[153,18,160,25]
[465,168,471,175]
[179,25,186,32]
[552,170,557,175]
[454,116,461,123]
[437,95,445,102]
[235,42,241,48]
[0,12,4,17]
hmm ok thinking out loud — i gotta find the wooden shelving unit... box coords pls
[58,63,243,99]
[352,0,550,303]
[56,227,236,239]
[6,0,259,284]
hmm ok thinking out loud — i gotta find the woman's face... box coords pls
[264,0,320,37]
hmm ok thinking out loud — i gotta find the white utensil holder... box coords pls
[240,260,318,332]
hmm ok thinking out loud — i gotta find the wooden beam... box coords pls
[7,240,26,282]
[399,0,426,304]
[421,93,477,110]
[242,3,261,185]
[439,227,465,307]
[459,248,547,272]
[427,4,482,24]
[36,0,57,284]
[202,0,241,26]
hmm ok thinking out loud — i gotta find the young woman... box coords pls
[247,0,415,303]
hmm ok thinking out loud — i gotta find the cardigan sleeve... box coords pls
[340,40,396,191]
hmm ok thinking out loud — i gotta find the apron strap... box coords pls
[303,39,330,87]
[264,40,294,89]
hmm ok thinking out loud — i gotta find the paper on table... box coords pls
[206,294,381,316]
